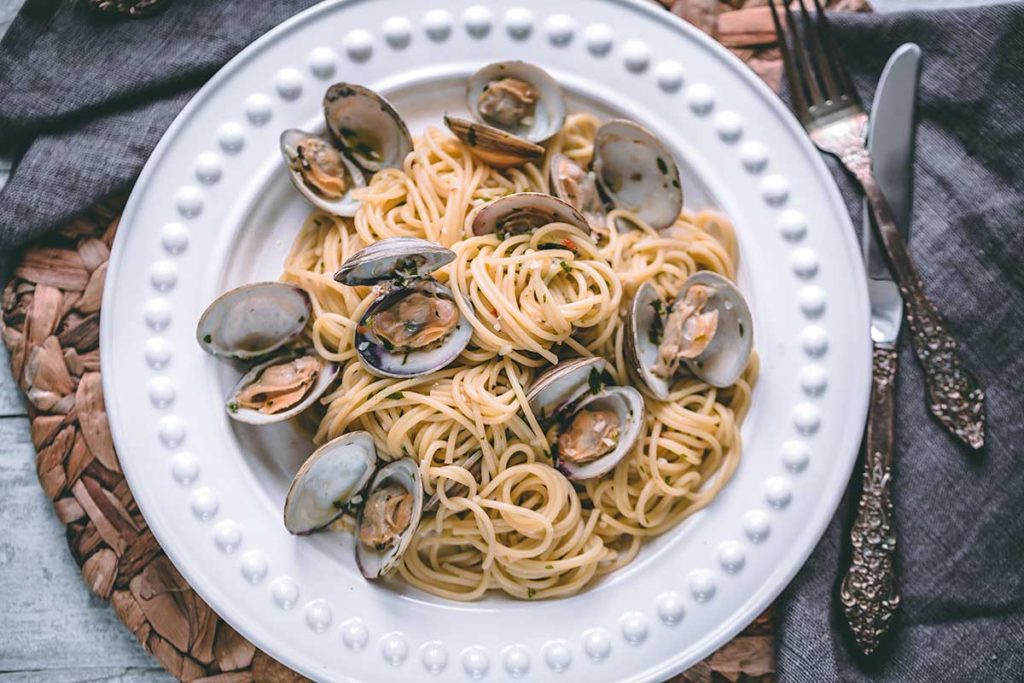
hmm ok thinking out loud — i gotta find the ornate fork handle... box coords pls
[814,116,986,450]
[840,344,900,656]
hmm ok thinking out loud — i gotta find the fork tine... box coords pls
[767,0,811,119]
[811,0,861,104]
[781,0,824,108]
[796,0,841,102]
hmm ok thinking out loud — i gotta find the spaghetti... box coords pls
[281,113,757,601]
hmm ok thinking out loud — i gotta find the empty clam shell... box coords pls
[444,114,545,168]
[334,237,455,286]
[592,119,683,231]
[225,349,339,425]
[196,282,311,360]
[471,192,590,237]
[323,83,413,173]
[283,431,377,535]
[355,457,423,579]
[526,356,607,420]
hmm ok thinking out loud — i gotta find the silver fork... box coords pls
[767,0,986,451]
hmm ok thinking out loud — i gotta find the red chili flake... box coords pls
[561,239,576,250]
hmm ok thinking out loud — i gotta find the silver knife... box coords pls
[839,43,921,658]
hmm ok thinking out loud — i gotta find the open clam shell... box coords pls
[196,282,311,360]
[280,129,366,217]
[444,115,545,169]
[355,458,424,579]
[323,83,413,173]
[334,237,455,286]
[624,282,671,400]
[466,61,566,143]
[354,279,473,379]
[283,431,377,535]
[592,119,683,231]
[225,349,339,425]
[626,273,753,392]
[526,357,644,481]
[554,386,645,480]
[471,192,591,237]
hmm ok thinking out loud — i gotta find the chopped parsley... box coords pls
[657,157,669,174]
[544,564,554,570]
[226,401,239,414]
[203,334,212,344]
[648,299,666,345]
[559,261,572,275]
[527,588,536,599]
[738,320,745,336]
[387,391,404,400]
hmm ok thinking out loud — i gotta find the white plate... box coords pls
[101,1,871,681]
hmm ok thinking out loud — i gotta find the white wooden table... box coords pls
[0,0,991,680]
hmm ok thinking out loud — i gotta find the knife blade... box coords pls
[864,43,921,344]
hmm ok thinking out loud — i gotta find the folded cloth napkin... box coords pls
[776,4,1024,682]
[1,1,1022,681]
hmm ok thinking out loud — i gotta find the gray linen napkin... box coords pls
[776,5,1024,681]
[0,1,1022,681]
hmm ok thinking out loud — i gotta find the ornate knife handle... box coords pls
[846,151,985,450]
[840,344,900,656]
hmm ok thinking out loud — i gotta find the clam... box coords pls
[527,357,645,480]
[335,238,472,378]
[471,192,591,237]
[445,61,565,168]
[355,458,423,579]
[625,272,753,397]
[443,115,544,168]
[196,282,311,360]
[550,119,683,232]
[280,84,413,217]
[280,129,366,217]
[225,349,339,425]
[283,431,378,535]
[323,83,414,173]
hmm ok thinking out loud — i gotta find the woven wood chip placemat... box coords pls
[0,1,868,680]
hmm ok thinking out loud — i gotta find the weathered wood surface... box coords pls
[0,416,167,679]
